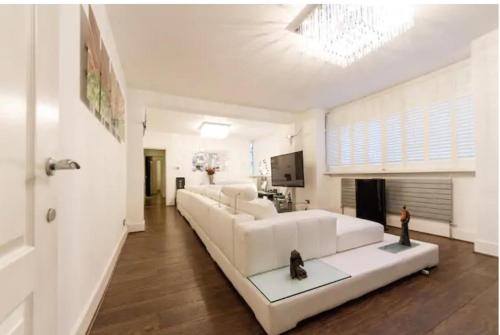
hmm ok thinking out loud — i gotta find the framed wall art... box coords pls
[80,5,126,142]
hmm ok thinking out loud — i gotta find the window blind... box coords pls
[325,91,475,172]
[352,122,365,164]
[385,114,402,163]
[455,95,475,158]
[367,120,382,164]
[340,126,351,165]
[326,127,340,167]
[428,102,452,160]
[405,108,425,161]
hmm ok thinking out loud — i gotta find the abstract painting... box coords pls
[192,152,226,172]
[81,5,126,142]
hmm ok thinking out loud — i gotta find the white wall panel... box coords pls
[58,5,128,335]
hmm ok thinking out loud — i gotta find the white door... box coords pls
[0,5,60,335]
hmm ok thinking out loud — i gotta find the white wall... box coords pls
[58,5,128,335]
[292,110,331,209]
[126,90,146,231]
[252,124,294,175]
[144,130,252,205]
[472,29,498,256]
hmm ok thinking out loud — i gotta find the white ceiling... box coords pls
[107,4,498,113]
[146,107,288,140]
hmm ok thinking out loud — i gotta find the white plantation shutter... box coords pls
[326,127,340,167]
[367,120,382,164]
[340,126,351,165]
[325,90,475,173]
[406,108,425,161]
[455,95,475,158]
[352,122,365,164]
[428,102,452,160]
[385,114,402,163]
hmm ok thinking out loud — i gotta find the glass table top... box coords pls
[379,242,420,254]
[247,259,351,303]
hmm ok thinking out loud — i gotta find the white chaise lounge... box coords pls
[176,185,439,334]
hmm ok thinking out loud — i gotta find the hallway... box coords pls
[89,205,498,335]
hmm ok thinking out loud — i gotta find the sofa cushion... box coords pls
[184,185,206,195]
[237,198,278,220]
[332,213,384,252]
[207,204,254,264]
[233,210,337,277]
[221,184,258,201]
[215,179,254,185]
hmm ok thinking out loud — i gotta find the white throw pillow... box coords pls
[221,184,258,201]
[237,198,278,219]
[185,185,206,194]
[215,179,253,185]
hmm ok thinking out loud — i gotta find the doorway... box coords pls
[144,149,166,207]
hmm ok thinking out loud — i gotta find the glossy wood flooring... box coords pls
[89,205,498,335]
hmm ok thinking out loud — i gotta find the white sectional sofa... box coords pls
[176,185,439,334]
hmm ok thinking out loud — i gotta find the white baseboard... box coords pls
[451,228,476,242]
[72,227,128,335]
[474,239,499,257]
[127,220,145,233]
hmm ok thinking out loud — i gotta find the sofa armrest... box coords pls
[233,210,337,277]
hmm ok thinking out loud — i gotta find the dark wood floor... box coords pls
[144,193,166,207]
[90,204,498,335]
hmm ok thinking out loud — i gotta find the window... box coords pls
[455,95,475,158]
[325,97,475,172]
[367,120,382,164]
[249,142,255,175]
[340,126,351,165]
[326,127,340,167]
[428,102,452,160]
[352,122,365,164]
[385,114,402,163]
[325,62,474,173]
[405,108,424,161]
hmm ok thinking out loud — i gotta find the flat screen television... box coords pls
[270,151,305,187]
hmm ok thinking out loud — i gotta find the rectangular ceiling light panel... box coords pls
[199,122,230,139]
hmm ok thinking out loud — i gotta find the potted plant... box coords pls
[206,167,216,184]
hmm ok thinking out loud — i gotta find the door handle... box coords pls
[45,158,81,176]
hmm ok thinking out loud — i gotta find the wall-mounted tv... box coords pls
[271,151,305,187]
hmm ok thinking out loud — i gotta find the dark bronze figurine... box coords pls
[290,250,307,280]
[399,206,411,246]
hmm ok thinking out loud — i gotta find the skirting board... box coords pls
[474,239,499,257]
[451,228,476,243]
[72,227,128,335]
[127,220,145,233]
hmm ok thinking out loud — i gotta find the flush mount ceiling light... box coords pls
[289,4,415,67]
[199,122,231,139]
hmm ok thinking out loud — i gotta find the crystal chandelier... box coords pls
[293,5,415,67]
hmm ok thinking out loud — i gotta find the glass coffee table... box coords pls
[248,259,351,303]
